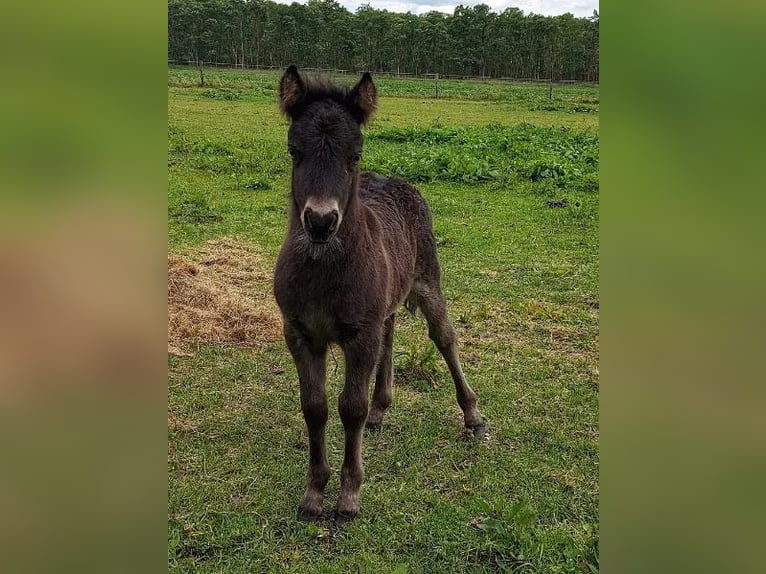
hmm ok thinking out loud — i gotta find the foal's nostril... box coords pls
[303,207,315,230]
[303,207,339,241]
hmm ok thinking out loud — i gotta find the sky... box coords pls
[273,1,599,18]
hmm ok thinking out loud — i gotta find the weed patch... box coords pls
[470,499,599,573]
[395,341,441,391]
[529,102,599,114]
[240,178,272,191]
[365,124,598,189]
[202,88,243,101]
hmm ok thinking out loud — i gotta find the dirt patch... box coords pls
[168,414,199,433]
[168,237,282,354]
[545,198,568,208]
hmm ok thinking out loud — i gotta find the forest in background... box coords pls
[168,0,599,81]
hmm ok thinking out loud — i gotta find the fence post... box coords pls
[199,60,205,87]
[549,79,553,100]
[435,73,439,99]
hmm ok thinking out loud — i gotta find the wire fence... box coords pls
[168,60,599,86]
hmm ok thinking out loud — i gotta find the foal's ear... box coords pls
[279,65,306,116]
[348,72,377,124]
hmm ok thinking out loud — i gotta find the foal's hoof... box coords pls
[297,506,322,522]
[365,420,382,432]
[334,508,359,524]
[297,500,323,522]
[465,420,487,439]
[336,493,361,523]
[366,408,386,429]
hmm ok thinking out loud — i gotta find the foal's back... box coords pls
[359,171,441,289]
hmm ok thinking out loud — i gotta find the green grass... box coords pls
[168,68,599,573]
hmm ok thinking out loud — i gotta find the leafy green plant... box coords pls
[192,140,234,156]
[202,87,243,101]
[241,178,271,191]
[395,342,440,391]
[365,124,598,190]
[528,160,567,182]
[471,499,540,570]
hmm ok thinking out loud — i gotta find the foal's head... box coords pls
[278,66,377,244]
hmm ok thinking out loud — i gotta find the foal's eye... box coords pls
[288,145,300,160]
[351,151,362,163]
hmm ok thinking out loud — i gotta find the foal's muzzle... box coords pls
[303,206,339,243]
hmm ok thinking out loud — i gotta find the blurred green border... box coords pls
[603,2,766,573]
[3,1,766,571]
[1,3,168,574]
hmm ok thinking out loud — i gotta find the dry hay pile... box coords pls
[168,237,282,355]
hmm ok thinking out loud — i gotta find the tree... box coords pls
[167,0,599,81]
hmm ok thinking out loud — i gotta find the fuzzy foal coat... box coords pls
[273,66,484,521]
[275,173,432,344]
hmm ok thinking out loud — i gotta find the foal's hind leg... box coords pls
[415,284,486,437]
[367,314,395,428]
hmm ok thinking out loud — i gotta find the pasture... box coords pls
[168,67,599,573]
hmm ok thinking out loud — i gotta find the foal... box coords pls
[273,66,485,520]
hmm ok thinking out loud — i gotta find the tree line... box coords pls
[168,0,599,82]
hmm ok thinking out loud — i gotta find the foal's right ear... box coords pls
[279,65,306,116]
[348,72,377,125]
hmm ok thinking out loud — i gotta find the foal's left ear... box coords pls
[348,72,377,125]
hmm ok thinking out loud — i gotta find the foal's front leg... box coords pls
[337,331,381,519]
[284,324,330,520]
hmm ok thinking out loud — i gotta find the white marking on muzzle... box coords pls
[301,197,342,228]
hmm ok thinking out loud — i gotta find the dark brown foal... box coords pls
[273,66,485,520]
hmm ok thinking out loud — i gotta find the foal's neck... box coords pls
[341,179,364,225]
[334,180,367,247]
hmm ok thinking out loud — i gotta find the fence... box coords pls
[167,60,599,86]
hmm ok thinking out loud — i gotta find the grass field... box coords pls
[168,67,599,573]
